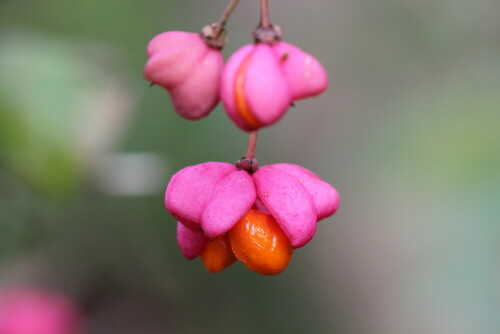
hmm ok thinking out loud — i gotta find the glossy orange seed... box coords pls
[200,234,236,273]
[229,209,292,275]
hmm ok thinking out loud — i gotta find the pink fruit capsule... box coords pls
[144,31,224,120]
[165,161,339,254]
[221,42,328,131]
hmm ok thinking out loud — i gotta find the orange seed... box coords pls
[200,234,236,273]
[229,209,292,275]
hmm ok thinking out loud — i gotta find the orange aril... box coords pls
[200,234,236,273]
[234,53,261,129]
[229,209,292,275]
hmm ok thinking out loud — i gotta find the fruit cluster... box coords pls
[145,0,339,275]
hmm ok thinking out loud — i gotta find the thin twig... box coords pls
[214,0,240,36]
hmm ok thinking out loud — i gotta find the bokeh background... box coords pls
[0,0,499,333]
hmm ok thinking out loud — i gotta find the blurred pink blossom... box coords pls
[0,288,81,334]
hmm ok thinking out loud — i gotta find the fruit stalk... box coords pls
[245,131,258,159]
[260,0,270,28]
[214,0,240,37]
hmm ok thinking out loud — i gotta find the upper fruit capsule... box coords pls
[221,35,328,131]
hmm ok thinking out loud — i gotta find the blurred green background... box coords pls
[0,0,499,333]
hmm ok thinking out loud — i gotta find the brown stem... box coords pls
[236,131,259,173]
[245,131,258,159]
[260,0,270,28]
[214,0,240,37]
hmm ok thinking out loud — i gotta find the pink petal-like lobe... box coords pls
[165,162,235,227]
[201,170,256,239]
[144,34,207,88]
[273,42,328,100]
[243,45,292,126]
[176,222,208,259]
[146,31,200,57]
[253,167,317,248]
[268,163,340,220]
[170,49,224,119]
